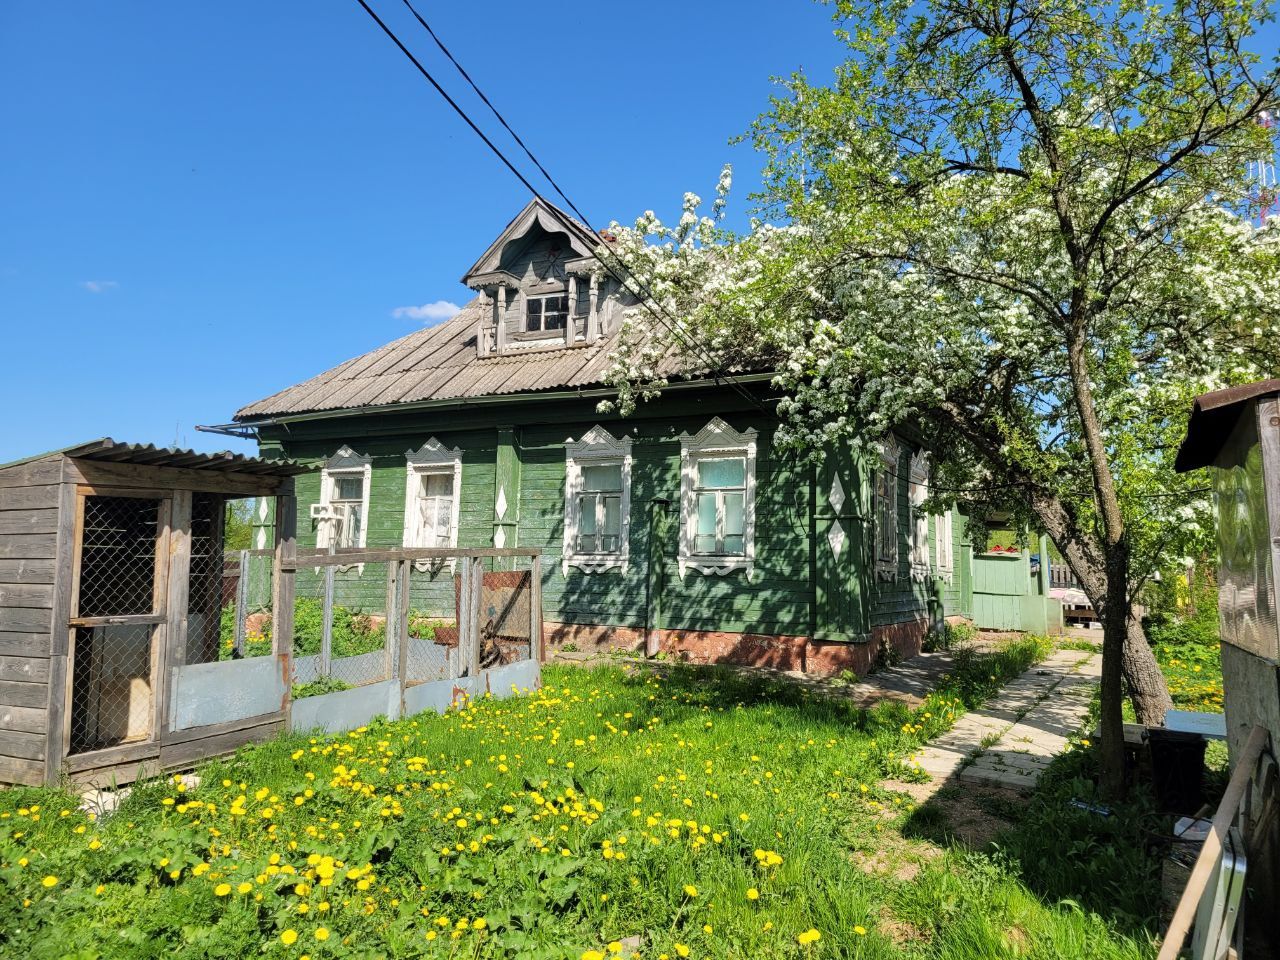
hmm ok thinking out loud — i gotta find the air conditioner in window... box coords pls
[310,503,349,522]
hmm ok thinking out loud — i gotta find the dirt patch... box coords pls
[877,906,931,946]
[905,784,1030,850]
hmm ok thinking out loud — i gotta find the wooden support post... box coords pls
[383,560,398,682]
[396,560,410,683]
[159,490,193,737]
[469,556,484,677]
[234,549,250,656]
[457,557,472,678]
[567,274,578,339]
[529,554,543,664]
[495,283,507,352]
[44,473,77,785]
[587,273,599,343]
[321,544,335,678]
[271,486,297,703]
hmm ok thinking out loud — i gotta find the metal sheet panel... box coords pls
[171,657,286,731]
[289,679,400,734]
[485,658,540,695]
[1214,404,1279,661]
[402,677,458,716]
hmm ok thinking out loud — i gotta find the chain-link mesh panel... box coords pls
[77,495,161,618]
[185,493,224,664]
[478,569,533,667]
[69,624,155,754]
[291,559,390,691]
[404,563,457,683]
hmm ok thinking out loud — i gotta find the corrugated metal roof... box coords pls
[0,438,310,476]
[1175,378,1280,472]
[232,297,665,421]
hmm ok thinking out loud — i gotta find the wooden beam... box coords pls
[67,460,288,497]
[271,490,297,710]
[158,490,193,738]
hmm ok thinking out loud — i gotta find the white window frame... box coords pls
[874,435,901,582]
[562,425,632,575]
[909,450,932,582]
[678,417,758,579]
[935,507,955,582]
[403,438,463,573]
[314,446,372,570]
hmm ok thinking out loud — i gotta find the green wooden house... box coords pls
[223,200,973,675]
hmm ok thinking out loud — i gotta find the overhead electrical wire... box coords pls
[349,0,771,415]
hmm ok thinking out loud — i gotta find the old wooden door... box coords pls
[814,447,872,642]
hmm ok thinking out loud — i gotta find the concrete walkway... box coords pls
[907,649,1101,794]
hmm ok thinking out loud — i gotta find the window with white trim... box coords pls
[874,436,900,582]
[935,507,955,581]
[678,418,758,578]
[526,292,568,333]
[562,426,632,574]
[314,446,372,551]
[909,451,931,581]
[403,439,463,570]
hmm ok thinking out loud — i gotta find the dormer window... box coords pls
[526,293,568,334]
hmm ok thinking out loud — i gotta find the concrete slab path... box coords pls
[906,649,1101,795]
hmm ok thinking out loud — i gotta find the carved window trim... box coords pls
[403,439,464,573]
[874,435,901,582]
[909,451,932,582]
[562,426,632,575]
[678,417,759,579]
[315,446,372,571]
[935,507,955,582]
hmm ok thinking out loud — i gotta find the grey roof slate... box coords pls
[234,298,641,422]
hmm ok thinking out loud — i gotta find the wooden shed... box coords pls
[0,438,303,787]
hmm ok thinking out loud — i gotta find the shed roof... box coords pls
[1175,379,1280,472]
[0,438,309,476]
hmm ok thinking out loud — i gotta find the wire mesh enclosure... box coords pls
[69,494,166,755]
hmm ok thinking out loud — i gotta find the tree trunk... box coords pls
[1098,555,1129,799]
[1124,615,1173,725]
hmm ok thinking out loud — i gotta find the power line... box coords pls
[349,0,771,415]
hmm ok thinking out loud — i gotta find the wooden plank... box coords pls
[0,679,48,708]
[0,456,63,490]
[0,534,57,560]
[0,608,51,633]
[159,490,192,737]
[0,509,59,535]
[0,655,50,683]
[0,704,46,734]
[160,709,285,746]
[63,739,159,774]
[0,485,60,509]
[271,491,297,705]
[0,633,51,657]
[0,754,44,785]
[290,545,542,567]
[0,729,45,760]
[68,459,287,498]
[159,717,284,769]
[0,558,56,584]
[0,582,54,609]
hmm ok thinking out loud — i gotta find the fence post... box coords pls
[457,556,472,678]
[234,549,250,656]
[470,556,484,677]
[529,553,543,664]
[320,543,335,678]
[271,485,297,709]
[384,561,399,682]
[396,560,410,683]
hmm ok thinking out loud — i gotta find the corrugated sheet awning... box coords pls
[1175,379,1280,473]
[0,438,310,476]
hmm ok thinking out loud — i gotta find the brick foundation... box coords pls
[542,618,930,678]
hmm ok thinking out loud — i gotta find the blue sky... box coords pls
[0,3,1276,464]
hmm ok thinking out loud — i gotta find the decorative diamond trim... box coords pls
[828,472,846,514]
[827,520,846,558]
[495,486,508,520]
[493,527,507,548]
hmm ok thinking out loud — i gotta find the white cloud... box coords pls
[391,300,460,323]
[80,280,119,293]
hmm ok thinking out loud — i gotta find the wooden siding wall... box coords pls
[265,393,964,644]
[0,455,63,785]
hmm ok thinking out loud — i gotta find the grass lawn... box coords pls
[0,639,1156,959]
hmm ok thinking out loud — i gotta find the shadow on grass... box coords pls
[899,748,1168,939]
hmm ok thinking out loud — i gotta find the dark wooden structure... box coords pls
[0,439,302,787]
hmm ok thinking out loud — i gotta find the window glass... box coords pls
[335,476,364,501]
[724,492,745,536]
[582,463,622,492]
[695,492,717,553]
[697,457,745,489]
[602,496,621,550]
